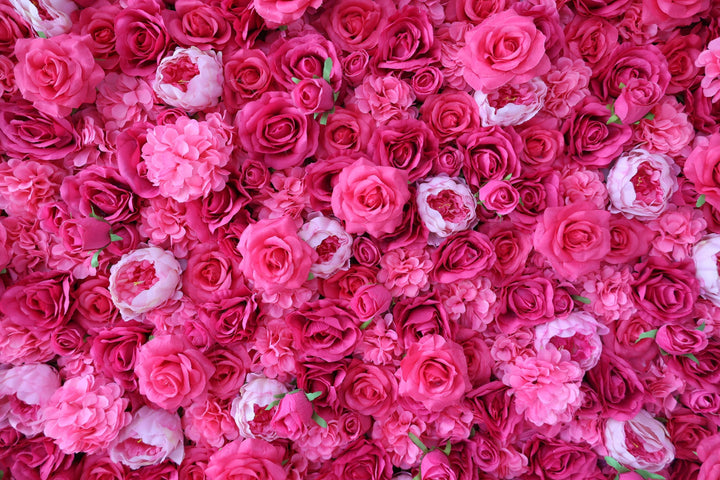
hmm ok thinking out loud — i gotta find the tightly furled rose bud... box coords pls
[477,180,520,215]
[291,78,335,114]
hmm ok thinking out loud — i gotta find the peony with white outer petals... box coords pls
[604,409,675,473]
[298,215,353,279]
[474,78,547,127]
[416,175,477,243]
[693,234,720,307]
[230,373,289,441]
[534,311,609,370]
[153,47,223,113]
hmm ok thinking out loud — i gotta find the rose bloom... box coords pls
[42,375,130,455]
[338,359,398,418]
[398,334,471,412]
[298,215,353,279]
[606,148,679,220]
[474,78,547,127]
[154,47,222,112]
[230,373,289,440]
[533,201,612,281]
[459,9,550,92]
[238,216,315,295]
[13,34,104,118]
[535,312,609,371]
[478,179,520,215]
[631,256,698,323]
[693,234,720,306]
[206,438,286,480]
[109,406,185,470]
[141,114,232,203]
[135,334,215,411]
[108,246,182,320]
[432,230,495,284]
[684,133,720,210]
[7,0,75,37]
[604,410,675,473]
[416,175,477,241]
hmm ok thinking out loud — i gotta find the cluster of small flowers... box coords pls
[2,0,720,479]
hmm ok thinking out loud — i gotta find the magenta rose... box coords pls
[237,216,316,295]
[684,133,720,210]
[376,5,437,71]
[393,291,452,349]
[338,359,398,418]
[235,91,319,170]
[477,180,520,215]
[164,0,231,50]
[136,334,215,411]
[291,77,335,114]
[398,334,471,412]
[526,436,602,480]
[655,324,708,355]
[533,201,612,281]
[115,0,171,76]
[420,450,455,480]
[631,257,698,323]
[370,119,438,183]
[206,438,286,480]
[60,165,139,224]
[420,90,480,143]
[499,275,556,329]
[286,298,361,362]
[183,246,244,304]
[270,391,313,441]
[481,220,533,285]
[350,284,392,320]
[199,291,258,346]
[268,31,342,91]
[70,275,121,332]
[585,351,645,421]
[0,100,77,162]
[90,320,152,391]
[116,122,160,199]
[223,48,274,110]
[14,34,104,118]
[460,9,550,92]
[458,126,521,191]
[564,97,632,167]
[321,0,393,52]
[331,158,410,238]
[432,230,496,284]
[0,270,72,336]
[329,439,393,480]
[253,0,322,27]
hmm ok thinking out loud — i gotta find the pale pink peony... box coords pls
[108,246,183,320]
[559,167,608,209]
[298,215,353,279]
[96,73,156,133]
[0,363,60,436]
[606,148,679,220]
[534,312,609,370]
[604,410,675,473]
[543,56,592,118]
[0,158,64,218]
[692,234,720,307]
[503,347,584,426]
[416,175,477,242]
[377,246,434,298]
[182,398,238,449]
[354,74,416,124]
[648,206,706,261]
[109,406,185,470]
[42,374,130,454]
[8,0,75,36]
[230,373,288,441]
[141,114,232,202]
[154,47,223,112]
[697,37,720,103]
[474,78,547,127]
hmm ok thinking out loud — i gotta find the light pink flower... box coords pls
[543,57,592,118]
[0,363,59,406]
[370,406,426,469]
[96,73,155,133]
[648,206,706,261]
[298,215,353,279]
[606,148,679,220]
[693,234,720,307]
[230,373,288,441]
[42,375,130,454]
[416,175,477,242]
[8,0,75,36]
[535,312,609,370]
[0,158,64,218]
[253,0,323,27]
[559,167,608,209]
[109,406,185,470]
[582,265,637,322]
[474,78,547,127]
[633,98,694,157]
[436,276,496,331]
[503,347,584,426]
[182,398,238,449]
[377,246,433,298]
[108,246,183,320]
[138,196,200,259]
[154,47,223,112]
[141,114,232,202]
[696,37,720,102]
[356,315,403,366]
[354,75,416,124]
[604,410,675,473]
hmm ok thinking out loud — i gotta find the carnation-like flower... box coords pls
[474,78,547,127]
[606,148,679,220]
[42,375,130,454]
[534,312,609,370]
[377,246,434,298]
[109,406,185,470]
[604,410,675,473]
[154,47,223,112]
[693,234,720,307]
[503,347,584,426]
[298,215,353,279]
[141,114,232,202]
[354,75,416,123]
[416,175,477,242]
[182,398,238,449]
[108,246,183,320]
[230,373,289,441]
[97,73,155,132]
[697,37,720,103]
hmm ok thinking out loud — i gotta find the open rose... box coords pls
[206,438,286,480]
[252,0,322,27]
[684,133,720,210]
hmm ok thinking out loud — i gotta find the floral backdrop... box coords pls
[0,0,720,479]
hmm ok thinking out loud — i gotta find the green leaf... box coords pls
[412,475,420,480]
[291,77,301,84]
[333,91,339,102]
[571,295,591,304]
[408,432,429,454]
[698,322,706,332]
[89,206,104,221]
[0,269,6,274]
[265,400,280,410]
[91,249,101,268]
[360,319,373,330]
[323,57,333,83]
[697,194,706,208]
[635,469,665,480]
[37,31,47,38]
[606,113,621,125]
[312,412,328,428]
[503,173,512,181]
[110,233,123,242]
[442,440,452,455]
[305,391,322,402]
[619,82,627,89]
[278,25,288,31]
[643,113,655,121]
[319,112,330,125]
[308,273,315,280]
[148,335,155,341]
[604,457,631,474]
[635,329,658,343]
[281,459,289,466]
[659,347,669,356]
[685,353,700,365]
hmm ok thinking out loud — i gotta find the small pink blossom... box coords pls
[543,56,592,118]
[581,265,637,322]
[377,246,434,298]
[535,312,609,370]
[648,206,706,261]
[182,398,238,449]
[354,75,416,124]
[697,37,720,102]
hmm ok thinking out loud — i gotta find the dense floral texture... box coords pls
[1,0,720,478]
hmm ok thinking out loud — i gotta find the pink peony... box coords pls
[474,78,547,127]
[8,0,76,37]
[230,373,289,440]
[503,347,584,426]
[141,114,232,202]
[154,47,223,112]
[534,312,609,371]
[298,215,354,279]
[416,175,477,242]
[544,57,592,118]
[604,410,675,473]
[109,406,185,469]
[42,375,130,454]
[108,246,183,320]
[693,234,720,306]
[354,74,417,124]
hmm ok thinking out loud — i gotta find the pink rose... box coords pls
[421,450,455,480]
[291,77,335,114]
[135,334,215,411]
[684,133,720,210]
[416,175,477,240]
[14,34,104,118]
[398,334,470,412]
[114,0,171,76]
[163,0,231,50]
[222,48,274,109]
[320,0,392,52]
[631,256,698,323]
[252,0,322,27]
[655,324,708,355]
[205,438,286,480]
[0,270,71,335]
[238,216,316,294]
[183,245,244,304]
[90,321,151,391]
[109,406,185,469]
[376,5,437,71]
[460,9,550,92]
[459,126,521,190]
[108,246,182,320]
[604,410,675,473]
[153,47,223,112]
[698,434,720,480]
[370,119,438,183]
[329,438,393,480]
[642,0,710,29]
[432,230,495,284]
[270,391,313,441]
[0,100,77,161]
[419,90,480,143]
[331,159,410,238]
[564,98,632,168]
[350,284,392,320]
[533,202,612,281]
[477,180,520,215]
[338,360,398,418]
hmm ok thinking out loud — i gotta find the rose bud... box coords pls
[350,284,393,320]
[655,324,708,355]
[291,78,335,115]
[420,450,454,480]
[270,391,314,441]
[59,217,113,252]
[477,180,520,215]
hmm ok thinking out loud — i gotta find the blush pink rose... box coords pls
[331,159,410,238]
[42,375,130,455]
[206,438,286,480]
[604,410,675,473]
[13,34,104,118]
[459,9,550,92]
[238,216,316,294]
[533,201,612,281]
[135,334,215,411]
[153,47,223,113]
[108,246,183,320]
[398,334,471,412]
